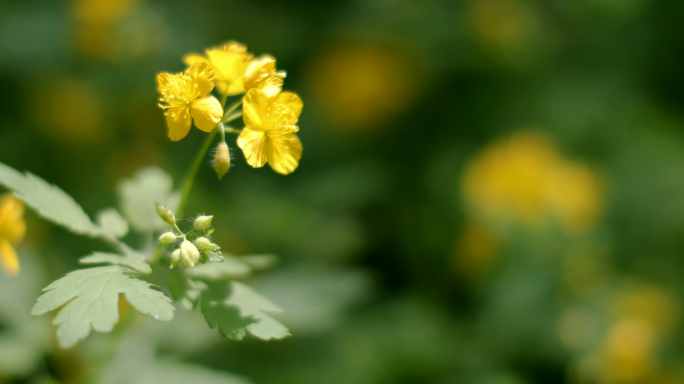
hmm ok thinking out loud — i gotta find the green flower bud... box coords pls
[194,215,213,231]
[170,249,181,269]
[159,232,177,244]
[155,202,176,225]
[213,142,231,180]
[180,240,200,267]
[195,237,216,252]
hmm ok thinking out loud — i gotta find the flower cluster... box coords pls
[157,41,304,175]
[156,203,223,268]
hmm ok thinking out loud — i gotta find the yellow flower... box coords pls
[237,89,303,175]
[183,41,253,96]
[0,194,26,276]
[243,55,285,97]
[157,62,224,141]
[462,132,603,233]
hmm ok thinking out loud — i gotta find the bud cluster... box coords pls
[155,203,224,268]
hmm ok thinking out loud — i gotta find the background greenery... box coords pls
[1,0,684,383]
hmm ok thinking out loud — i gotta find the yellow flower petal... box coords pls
[206,49,248,95]
[243,89,270,131]
[165,106,192,141]
[266,131,302,175]
[244,55,276,90]
[184,62,215,97]
[156,73,173,93]
[190,96,223,132]
[0,194,26,244]
[272,92,303,118]
[183,53,210,66]
[267,103,298,132]
[0,238,20,276]
[237,128,268,168]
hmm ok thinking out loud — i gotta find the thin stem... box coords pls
[176,127,218,217]
[218,122,226,142]
[222,100,243,123]
[224,127,243,134]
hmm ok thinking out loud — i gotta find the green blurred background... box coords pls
[2,0,684,383]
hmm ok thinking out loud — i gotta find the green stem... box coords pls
[224,126,243,134]
[176,127,218,217]
[222,100,243,123]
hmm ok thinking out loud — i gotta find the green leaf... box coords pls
[118,167,179,232]
[186,256,251,280]
[31,266,175,349]
[0,161,104,237]
[167,269,205,311]
[97,208,129,238]
[201,281,290,341]
[79,252,152,274]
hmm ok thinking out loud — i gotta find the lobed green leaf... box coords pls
[31,266,174,349]
[96,208,130,238]
[79,252,152,274]
[0,161,105,237]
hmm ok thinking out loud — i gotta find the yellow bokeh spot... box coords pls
[0,194,26,276]
[34,77,109,146]
[462,132,603,234]
[611,287,678,332]
[599,318,658,384]
[308,44,415,129]
[73,0,138,25]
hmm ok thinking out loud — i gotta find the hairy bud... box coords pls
[170,249,181,269]
[159,232,177,244]
[194,215,213,231]
[213,142,231,180]
[180,240,200,267]
[195,237,216,252]
[155,202,176,225]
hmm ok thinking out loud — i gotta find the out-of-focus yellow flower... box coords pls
[243,55,285,97]
[462,132,603,233]
[157,62,224,141]
[73,0,138,25]
[0,194,26,276]
[599,318,658,383]
[184,42,253,96]
[34,76,109,146]
[308,44,415,129]
[611,287,678,332]
[237,89,303,175]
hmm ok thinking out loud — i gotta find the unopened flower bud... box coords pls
[180,240,200,267]
[213,142,231,180]
[159,232,177,244]
[195,237,216,252]
[170,249,181,269]
[155,202,176,225]
[194,215,213,231]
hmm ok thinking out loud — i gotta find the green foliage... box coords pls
[202,281,290,341]
[168,261,289,341]
[31,266,175,349]
[97,208,130,238]
[118,167,179,232]
[0,161,105,237]
[79,252,152,274]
